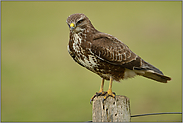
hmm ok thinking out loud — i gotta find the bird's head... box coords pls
[66,13,96,33]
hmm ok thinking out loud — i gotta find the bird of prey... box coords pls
[66,13,171,103]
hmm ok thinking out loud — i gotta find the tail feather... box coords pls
[142,70,171,83]
[134,60,171,83]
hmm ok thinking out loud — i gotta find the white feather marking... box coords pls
[100,73,111,79]
[134,70,145,75]
[72,33,82,53]
[73,42,80,52]
[123,52,126,60]
[79,55,98,68]
[99,51,101,57]
[146,70,155,73]
[123,68,137,79]
[75,34,81,43]
[67,45,70,53]
[78,57,86,66]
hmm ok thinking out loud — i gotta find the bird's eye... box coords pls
[77,19,84,25]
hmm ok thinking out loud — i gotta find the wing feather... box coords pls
[90,33,171,83]
[90,32,141,69]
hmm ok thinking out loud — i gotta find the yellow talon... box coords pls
[103,88,116,102]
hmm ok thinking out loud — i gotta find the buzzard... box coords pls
[66,13,171,103]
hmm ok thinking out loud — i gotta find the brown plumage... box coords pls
[66,13,171,102]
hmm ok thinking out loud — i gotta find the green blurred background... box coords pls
[2,1,182,122]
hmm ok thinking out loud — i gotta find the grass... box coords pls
[1,1,182,122]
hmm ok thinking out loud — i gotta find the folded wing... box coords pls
[91,32,171,83]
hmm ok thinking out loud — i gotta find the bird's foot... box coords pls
[90,91,107,104]
[90,90,116,104]
[102,89,116,103]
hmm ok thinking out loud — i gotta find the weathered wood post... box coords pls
[92,95,131,122]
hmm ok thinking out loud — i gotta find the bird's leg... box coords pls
[97,78,106,95]
[102,76,116,103]
[90,77,116,104]
[90,78,107,104]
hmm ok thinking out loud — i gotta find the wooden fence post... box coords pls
[92,95,131,122]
